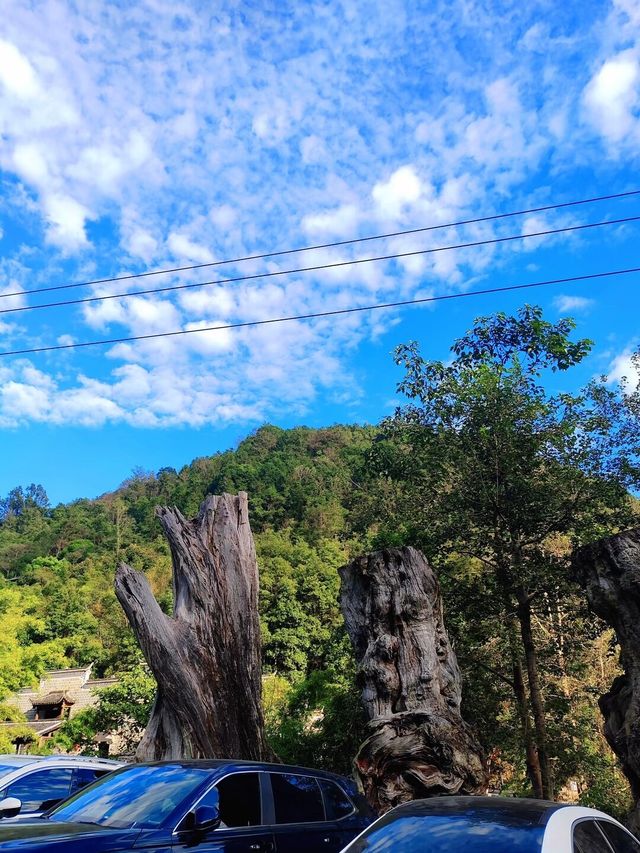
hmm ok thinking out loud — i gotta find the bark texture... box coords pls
[339,546,488,812]
[573,528,640,831]
[115,492,271,762]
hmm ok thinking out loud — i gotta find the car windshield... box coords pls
[48,765,212,830]
[346,813,546,853]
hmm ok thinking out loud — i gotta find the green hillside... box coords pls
[1,307,638,815]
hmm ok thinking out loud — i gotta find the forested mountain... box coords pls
[1,307,638,817]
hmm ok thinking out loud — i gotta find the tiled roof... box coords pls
[32,691,75,707]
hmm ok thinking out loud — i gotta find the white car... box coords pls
[0,755,122,819]
[340,795,640,852]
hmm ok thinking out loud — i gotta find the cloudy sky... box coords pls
[1,0,639,503]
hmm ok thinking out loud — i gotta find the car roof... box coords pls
[38,756,123,767]
[135,759,353,784]
[0,755,123,776]
[390,796,566,827]
[0,755,44,767]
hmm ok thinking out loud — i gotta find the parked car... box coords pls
[0,759,373,851]
[341,795,640,852]
[0,755,122,820]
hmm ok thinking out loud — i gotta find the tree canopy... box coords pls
[0,307,638,817]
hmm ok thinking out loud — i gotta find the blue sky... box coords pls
[0,0,639,505]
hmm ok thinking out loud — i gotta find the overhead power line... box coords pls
[1,187,639,302]
[2,265,637,358]
[2,215,639,317]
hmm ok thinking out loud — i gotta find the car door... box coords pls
[172,771,274,853]
[0,767,74,816]
[318,779,368,850]
[268,773,341,853]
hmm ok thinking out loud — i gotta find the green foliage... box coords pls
[0,581,67,699]
[366,306,639,796]
[265,666,367,776]
[0,321,638,802]
[578,759,633,821]
[258,532,347,676]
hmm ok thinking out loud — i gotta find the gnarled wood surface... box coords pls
[115,492,272,761]
[340,546,488,812]
[573,528,640,830]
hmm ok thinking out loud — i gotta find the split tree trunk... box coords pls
[115,492,272,762]
[339,546,488,813]
[573,528,640,831]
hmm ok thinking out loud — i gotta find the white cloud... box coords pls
[43,193,90,250]
[553,295,596,313]
[302,204,360,236]
[167,233,215,264]
[13,143,49,185]
[0,281,26,311]
[372,166,424,220]
[0,0,639,429]
[126,228,159,262]
[608,347,640,391]
[1,381,49,419]
[125,297,182,333]
[209,205,237,230]
[183,320,234,354]
[0,39,40,99]
[583,50,640,143]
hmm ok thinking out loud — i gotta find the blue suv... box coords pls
[0,760,374,851]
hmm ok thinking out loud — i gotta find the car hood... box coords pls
[0,820,140,849]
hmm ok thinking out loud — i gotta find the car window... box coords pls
[320,779,354,820]
[203,772,262,828]
[5,768,73,813]
[49,764,212,829]
[345,814,546,852]
[574,820,613,853]
[598,821,640,853]
[70,767,110,796]
[271,774,324,824]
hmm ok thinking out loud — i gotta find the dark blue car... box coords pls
[0,760,373,852]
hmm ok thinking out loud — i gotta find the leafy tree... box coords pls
[374,306,640,798]
[0,582,67,699]
[258,532,348,676]
[265,665,367,776]
[0,485,49,523]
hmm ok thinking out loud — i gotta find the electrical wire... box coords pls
[2,215,639,317]
[1,265,637,358]
[1,188,639,301]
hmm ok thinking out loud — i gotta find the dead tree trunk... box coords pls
[339,546,488,813]
[573,528,640,830]
[115,492,272,762]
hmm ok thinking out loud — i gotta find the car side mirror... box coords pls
[193,804,221,832]
[0,797,23,819]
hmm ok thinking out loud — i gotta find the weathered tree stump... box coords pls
[115,492,272,762]
[339,546,488,812]
[573,528,640,830]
